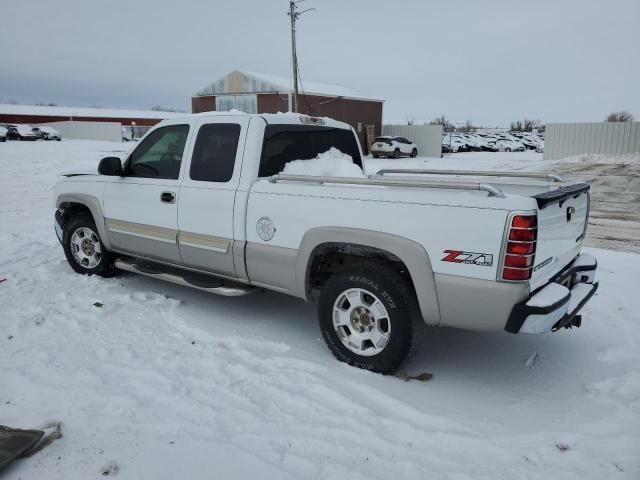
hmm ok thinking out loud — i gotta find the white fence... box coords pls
[43,120,122,142]
[382,124,443,158]
[544,122,640,160]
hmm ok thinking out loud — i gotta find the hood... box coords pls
[61,169,99,177]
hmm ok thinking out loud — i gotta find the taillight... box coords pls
[506,242,534,255]
[501,214,537,281]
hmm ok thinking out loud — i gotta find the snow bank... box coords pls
[280,147,365,177]
[1,141,639,479]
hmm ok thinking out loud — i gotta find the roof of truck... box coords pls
[164,111,352,130]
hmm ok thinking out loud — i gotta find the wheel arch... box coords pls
[295,227,441,325]
[56,193,112,250]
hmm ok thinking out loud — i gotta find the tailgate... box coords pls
[530,183,590,290]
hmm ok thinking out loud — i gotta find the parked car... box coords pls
[370,136,417,158]
[6,124,37,141]
[36,126,62,141]
[53,112,598,374]
[493,139,525,152]
[30,127,45,140]
[0,126,6,142]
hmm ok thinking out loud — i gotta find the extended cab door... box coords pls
[176,116,249,277]
[102,121,193,264]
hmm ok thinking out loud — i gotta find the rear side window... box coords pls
[190,123,241,182]
[258,125,362,177]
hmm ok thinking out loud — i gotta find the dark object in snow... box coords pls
[0,427,43,472]
[21,423,62,458]
[93,302,104,308]
[6,336,13,340]
[395,370,433,382]
[0,423,62,471]
[101,461,119,476]
[555,443,570,452]
[0,278,6,284]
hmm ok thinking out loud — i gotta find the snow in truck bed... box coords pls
[0,141,638,479]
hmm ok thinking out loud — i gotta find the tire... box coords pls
[505,148,511,152]
[393,149,400,159]
[411,148,417,158]
[318,263,415,374]
[62,212,118,277]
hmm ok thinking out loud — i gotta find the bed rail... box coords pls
[267,174,506,197]
[375,169,563,182]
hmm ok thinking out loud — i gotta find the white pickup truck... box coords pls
[53,113,598,373]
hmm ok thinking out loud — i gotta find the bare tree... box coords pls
[510,120,524,131]
[406,117,415,125]
[460,119,475,133]
[430,115,454,132]
[606,111,634,122]
[523,119,536,132]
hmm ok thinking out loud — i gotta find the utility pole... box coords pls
[287,0,315,113]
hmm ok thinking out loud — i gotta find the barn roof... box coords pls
[195,70,382,101]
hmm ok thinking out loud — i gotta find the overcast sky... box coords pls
[1,0,638,126]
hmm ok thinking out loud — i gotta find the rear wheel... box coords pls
[63,213,117,277]
[318,264,414,374]
[411,148,418,157]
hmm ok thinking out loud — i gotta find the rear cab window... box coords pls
[259,125,362,177]
[190,123,241,182]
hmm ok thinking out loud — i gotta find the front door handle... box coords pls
[160,192,176,204]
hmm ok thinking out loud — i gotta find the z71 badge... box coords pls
[442,250,493,266]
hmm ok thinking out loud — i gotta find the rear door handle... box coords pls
[160,192,176,204]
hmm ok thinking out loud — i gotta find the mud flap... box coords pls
[0,423,62,472]
[0,427,44,472]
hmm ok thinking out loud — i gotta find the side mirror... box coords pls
[98,156,123,176]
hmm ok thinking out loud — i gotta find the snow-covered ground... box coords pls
[1,141,638,479]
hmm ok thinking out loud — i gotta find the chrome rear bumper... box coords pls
[505,253,598,334]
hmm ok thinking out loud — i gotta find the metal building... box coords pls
[382,124,444,158]
[544,122,640,160]
[192,70,384,152]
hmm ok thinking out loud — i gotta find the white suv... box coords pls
[370,136,418,158]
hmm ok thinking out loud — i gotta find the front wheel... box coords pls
[63,213,117,277]
[393,149,400,159]
[318,264,415,374]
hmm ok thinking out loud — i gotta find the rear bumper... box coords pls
[505,253,598,334]
[371,149,394,156]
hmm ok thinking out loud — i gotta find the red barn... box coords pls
[192,70,384,153]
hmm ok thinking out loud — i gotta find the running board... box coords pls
[114,258,254,297]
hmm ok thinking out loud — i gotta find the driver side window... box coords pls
[126,124,189,179]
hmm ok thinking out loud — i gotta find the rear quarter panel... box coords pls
[246,181,514,281]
